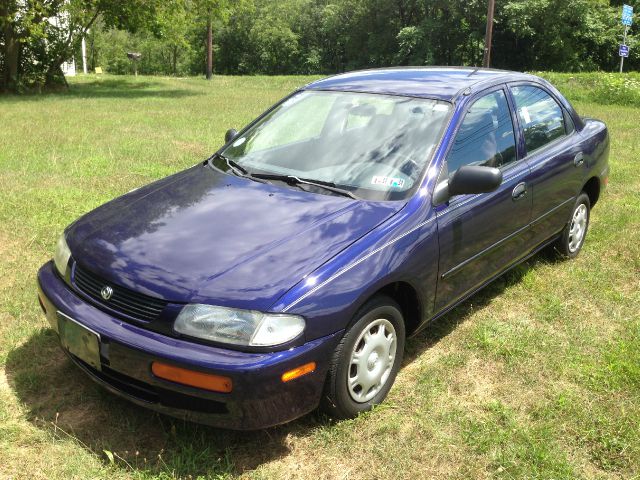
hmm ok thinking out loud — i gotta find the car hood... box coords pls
[67,164,404,310]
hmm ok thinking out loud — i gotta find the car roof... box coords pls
[305,67,537,102]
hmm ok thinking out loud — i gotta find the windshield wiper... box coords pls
[251,173,358,200]
[209,156,355,198]
[218,153,247,176]
[210,153,267,183]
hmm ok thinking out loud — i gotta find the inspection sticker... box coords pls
[371,176,405,188]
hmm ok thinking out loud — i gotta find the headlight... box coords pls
[53,234,71,276]
[174,304,305,347]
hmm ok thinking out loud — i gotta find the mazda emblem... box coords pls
[101,286,113,300]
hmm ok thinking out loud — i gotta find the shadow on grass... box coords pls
[5,252,555,477]
[404,252,553,362]
[66,79,201,99]
[4,328,319,477]
[1,78,200,101]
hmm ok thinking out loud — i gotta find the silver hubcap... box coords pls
[347,318,397,403]
[568,203,588,253]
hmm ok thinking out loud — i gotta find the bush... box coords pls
[592,73,640,106]
[536,72,640,108]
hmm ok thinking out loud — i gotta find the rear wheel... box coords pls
[321,295,405,419]
[555,192,591,259]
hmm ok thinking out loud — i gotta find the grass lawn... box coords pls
[0,73,639,479]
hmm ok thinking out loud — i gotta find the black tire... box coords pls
[554,192,591,259]
[320,295,405,419]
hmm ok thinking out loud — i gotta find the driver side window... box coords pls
[447,89,517,175]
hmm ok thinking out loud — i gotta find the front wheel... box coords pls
[555,192,591,258]
[320,295,405,419]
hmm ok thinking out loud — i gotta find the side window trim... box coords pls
[563,108,576,135]
[504,83,526,162]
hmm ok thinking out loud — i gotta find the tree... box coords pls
[192,0,232,80]
[0,0,163,92]
[493,0,621,71]
[1,0,67,91]
[154,2,195,75]
[3,0,636,90]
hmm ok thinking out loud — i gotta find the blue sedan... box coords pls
[37,68,609,429]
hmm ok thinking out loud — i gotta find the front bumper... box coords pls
[37,261,342,430]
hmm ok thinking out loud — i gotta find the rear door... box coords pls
[435,86,532,311]
[507,83,584,247]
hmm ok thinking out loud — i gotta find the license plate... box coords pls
[57,312,102,371]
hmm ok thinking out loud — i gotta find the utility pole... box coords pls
[620,25,628,73]
[482,0,496,68]
[206,12,213,80]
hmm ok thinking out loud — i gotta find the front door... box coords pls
[435,87,532,312]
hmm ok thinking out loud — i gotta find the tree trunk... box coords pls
[173,45,178,76]
[206,14,213,80]
[4,36,19,91]
[45,64,68,89]
[1,3,20,91]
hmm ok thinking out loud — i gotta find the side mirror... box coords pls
[225,128,238,144]
[449,165,503,196]
[433,165,502,206]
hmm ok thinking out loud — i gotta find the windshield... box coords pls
[220,90,452,201]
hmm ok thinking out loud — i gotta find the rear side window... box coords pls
[511,85,566,154]
[447,89,517,175]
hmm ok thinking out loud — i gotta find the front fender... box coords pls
[271,207,440,341]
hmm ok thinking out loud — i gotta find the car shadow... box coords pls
[5,253,554,477]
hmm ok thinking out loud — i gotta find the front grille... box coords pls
[73,263,168,322]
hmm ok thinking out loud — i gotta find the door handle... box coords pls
[512,182,527,200]
[574,152,585,167]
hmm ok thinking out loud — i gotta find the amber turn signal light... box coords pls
[281,362,316,382]
[151,362,232,393]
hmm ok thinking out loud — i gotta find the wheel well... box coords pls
[583,176,600,207]
[375,282,422,335]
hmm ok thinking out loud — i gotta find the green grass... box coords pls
[1,72,639,479]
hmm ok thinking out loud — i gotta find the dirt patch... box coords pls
[0,231,19,263]
[0,231,20,292]
[0,368,9,391]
